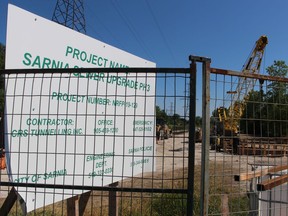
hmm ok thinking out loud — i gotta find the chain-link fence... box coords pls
[209,66,288,216]
[0,67,197,216]
[0,60,288,216]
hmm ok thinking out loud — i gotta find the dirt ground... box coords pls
[157,132,288,172]
[1,132,287,199]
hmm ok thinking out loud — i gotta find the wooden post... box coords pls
[79,191,91,215]
[67,195,79,216]
[66,191,92,216]
[0,187,18,216]
[234,165,288,181]
[109,182,119,216]
[66,182,119,216]
[257,173,288,191]
[221,194,229,216]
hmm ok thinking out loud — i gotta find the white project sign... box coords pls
[5,4,156,213]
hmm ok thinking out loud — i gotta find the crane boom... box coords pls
[218,35,268,134]
[231,36,268,114]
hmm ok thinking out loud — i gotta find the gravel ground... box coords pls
[1,132,287,200]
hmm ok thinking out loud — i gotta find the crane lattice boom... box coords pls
[219,35,268,134]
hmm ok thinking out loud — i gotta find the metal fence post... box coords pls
[201,58,211,216]
[189,55,211,216]
[109,182,119,216]
[187,57,197,216]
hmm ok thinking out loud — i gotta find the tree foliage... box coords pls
[156,105,192,130]
[240,60,288,137]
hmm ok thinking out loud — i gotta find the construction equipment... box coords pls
[211,35,268,152]
[195,127,202,142]
[156,118,172,140]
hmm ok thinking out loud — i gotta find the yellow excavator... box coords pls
[211,35,268,152]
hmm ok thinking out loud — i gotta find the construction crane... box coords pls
[52,0,86,34]
[212,35,268,152]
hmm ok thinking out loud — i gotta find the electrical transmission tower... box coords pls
[52,0,86,34]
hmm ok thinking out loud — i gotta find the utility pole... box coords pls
[179,79,190,119]
[166,102,174,116]
[52,0,86,34]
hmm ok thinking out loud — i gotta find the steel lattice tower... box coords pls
[52,0,86,34]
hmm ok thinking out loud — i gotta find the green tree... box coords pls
[264,60,288,137]
[240,90,263,135]
[266,60,288,102]
[195,116,202,127]
[155,105,189,130]
[241,60,288,137]
[155,105,168,120]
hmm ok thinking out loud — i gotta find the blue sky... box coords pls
[1,0,288,117]
[1,0,288,70]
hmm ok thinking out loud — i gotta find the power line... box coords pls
[144,0,177,64]
[109,0,155,60]
[84,3,124,46]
